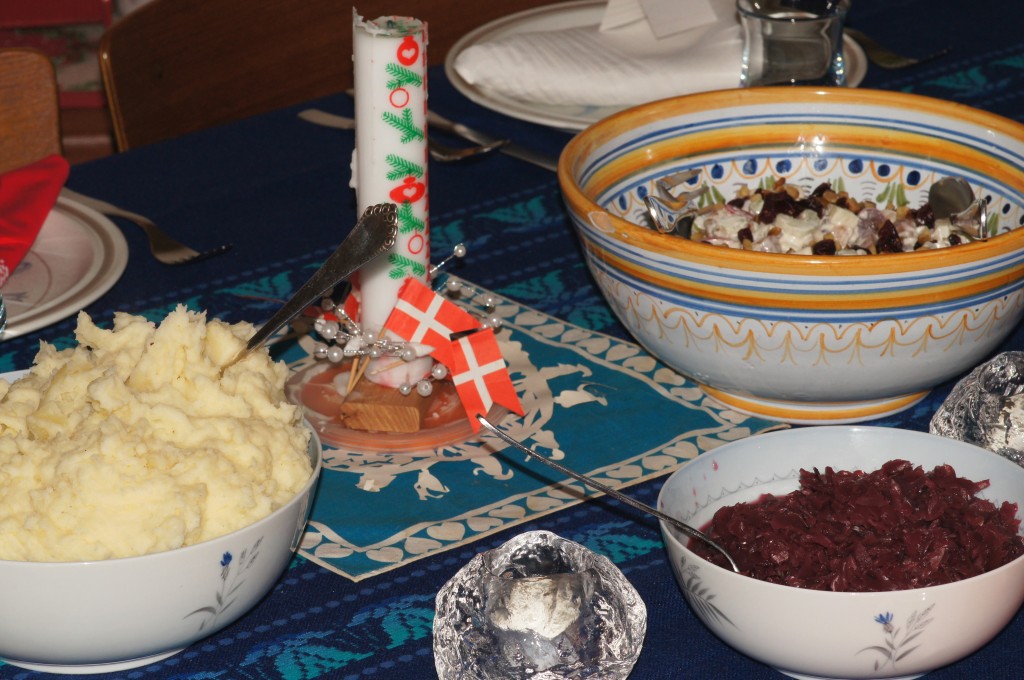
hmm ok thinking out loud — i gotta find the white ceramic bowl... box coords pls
[0,426,322,674]
[658,427,1024,680]
[559,88,1024,423]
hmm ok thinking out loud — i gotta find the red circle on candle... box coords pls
[408,233,425,255]
[389,87,410,109]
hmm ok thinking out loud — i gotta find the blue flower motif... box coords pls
[874,612,893,625]
[221,552,233,567]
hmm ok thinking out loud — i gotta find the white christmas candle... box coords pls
[352,10,431,387]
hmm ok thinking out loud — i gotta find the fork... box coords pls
[60,188,232,265]
[845,28,950,70]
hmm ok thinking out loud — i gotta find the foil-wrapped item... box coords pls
[433,530,647,679]
[930,352,1024,467]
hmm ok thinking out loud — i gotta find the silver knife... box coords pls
[426,110,560,172]
[301,107,560,172]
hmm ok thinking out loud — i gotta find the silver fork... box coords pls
[60,188,232,265]
[845,28,950,70]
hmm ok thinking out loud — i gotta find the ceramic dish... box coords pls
[559,87,1024,423]
[658,426,1024,679]
[445,0,867,131]
[0,372,321,673]
[2,196,128,340]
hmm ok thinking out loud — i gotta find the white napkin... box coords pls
[453,1,742,108]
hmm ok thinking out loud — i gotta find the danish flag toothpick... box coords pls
[450,328,524,431]
[383,278,478,366]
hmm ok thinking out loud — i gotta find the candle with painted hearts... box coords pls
[352,11,431,387]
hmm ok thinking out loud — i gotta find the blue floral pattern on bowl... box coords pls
[675,555,736,630]
[186,537,264,632]
[859,606,935,673]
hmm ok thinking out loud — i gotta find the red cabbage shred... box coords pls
[690,459,1024,591]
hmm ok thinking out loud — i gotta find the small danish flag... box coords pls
[383,278,478,366]
[450,328,523,431]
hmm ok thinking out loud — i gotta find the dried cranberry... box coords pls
[801,195,825,218]
[875,220,903,253]
[737,226,753,245]
[758,191,801,224]
[916,203,935,228]
[812,239,837,255]
[810,182,832,197]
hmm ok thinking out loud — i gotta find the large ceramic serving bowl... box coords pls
[559,88,1024,423]
[658,426,1024,680]
[0,426,322,674]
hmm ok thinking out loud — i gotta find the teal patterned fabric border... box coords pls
[278,278,782,581]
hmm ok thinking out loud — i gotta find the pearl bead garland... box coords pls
[305,242,509,398]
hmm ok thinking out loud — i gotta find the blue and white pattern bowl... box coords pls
[658,426,1024,680]
[0,425,322,673]
[559,88,1024,423]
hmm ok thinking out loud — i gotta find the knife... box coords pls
[301,106,560,173]
[426,109,560,172]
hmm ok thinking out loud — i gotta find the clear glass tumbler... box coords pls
[738,0,851,87]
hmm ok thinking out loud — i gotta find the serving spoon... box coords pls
[476,415,741,573]
[225,202,397,373]
[643,169,708,236]
[928,176,988,240]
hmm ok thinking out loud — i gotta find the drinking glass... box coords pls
[738,0,851,87]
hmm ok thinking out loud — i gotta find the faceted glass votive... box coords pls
[433,530,647,679]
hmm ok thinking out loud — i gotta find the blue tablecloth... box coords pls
[1,0,1023,677]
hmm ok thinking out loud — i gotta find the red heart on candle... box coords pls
[396,36,419,66]
[389,177,426,204]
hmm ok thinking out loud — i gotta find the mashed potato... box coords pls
[0,306,312,562]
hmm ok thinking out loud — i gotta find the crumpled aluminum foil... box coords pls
[930,351,1024,467]
[433,530,647,679]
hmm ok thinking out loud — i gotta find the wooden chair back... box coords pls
[0,48,63,174]
[99,0,554,151]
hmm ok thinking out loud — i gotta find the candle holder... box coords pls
[285,267,511,452]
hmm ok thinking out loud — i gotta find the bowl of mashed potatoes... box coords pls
[0,307,321,673]
[658,426,1024,680]
[559,88,1024,423]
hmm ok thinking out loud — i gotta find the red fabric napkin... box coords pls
[0,154,70,287]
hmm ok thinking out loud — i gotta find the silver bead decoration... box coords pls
[399,383,413,396]
[326,346,345,363]
[416,380,434,397]
[312,342,329,360]
[401,347,417,362]
[431,363,449,380]
[319,320,339,340]
[453,243,467,258]
[446,279,462,293]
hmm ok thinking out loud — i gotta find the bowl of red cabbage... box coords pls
[658,426,1024,679]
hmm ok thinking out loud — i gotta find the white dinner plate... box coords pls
[2,195,128,340]
[445,0,868,131]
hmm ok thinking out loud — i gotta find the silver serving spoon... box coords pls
[229,203,397,369]
[643,169,708,237]
[928,176,988,240]
[476,415,741,574]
